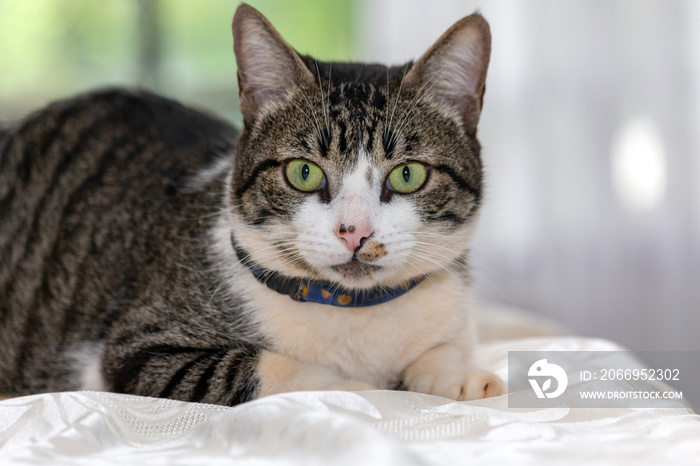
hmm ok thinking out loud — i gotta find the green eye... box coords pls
[285,159,326,192]
[387,162,428,194]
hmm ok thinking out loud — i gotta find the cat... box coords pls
[0,4,504,405]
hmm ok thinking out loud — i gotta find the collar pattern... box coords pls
[231,232,426,308]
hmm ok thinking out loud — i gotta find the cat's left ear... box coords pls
[405,14,491,135]
[232,5,316,124]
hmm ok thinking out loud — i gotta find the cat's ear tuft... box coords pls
[405,13,491,135]
[232,5,314,123]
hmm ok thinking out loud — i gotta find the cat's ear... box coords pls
[232,5,315,123]
[405,14,491,135]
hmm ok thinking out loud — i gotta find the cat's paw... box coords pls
[457,370,506,400]
[407,370,505,401]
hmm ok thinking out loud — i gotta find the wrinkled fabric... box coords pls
[2,308,699,465]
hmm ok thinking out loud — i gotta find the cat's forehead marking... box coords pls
[356,145,379,188]
[365,162,374,185]
[337,151,378,197]
[325,82,387,161]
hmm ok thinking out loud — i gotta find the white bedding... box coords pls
[2,305,699,465]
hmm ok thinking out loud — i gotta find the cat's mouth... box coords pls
[330,257,382,279]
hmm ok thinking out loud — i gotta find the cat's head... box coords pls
[228,5,490,290]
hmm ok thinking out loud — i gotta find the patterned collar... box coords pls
[231,232,426,307]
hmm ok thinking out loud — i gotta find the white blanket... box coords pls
[2,306,699,465]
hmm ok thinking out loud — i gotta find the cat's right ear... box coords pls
[404,13,491,136]
[232,5,315,124]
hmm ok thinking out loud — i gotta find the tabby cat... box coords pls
[0,5,504,405]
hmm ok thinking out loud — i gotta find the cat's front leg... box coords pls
[103,337,374,404]
[402,343,505,401]
[257,350,376,396]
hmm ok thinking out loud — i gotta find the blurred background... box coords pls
[1,0,698,392]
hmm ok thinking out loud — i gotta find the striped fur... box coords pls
[0,6,503,405]
[0,89,262,404]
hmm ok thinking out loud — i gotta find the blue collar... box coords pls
[231,232,426,308]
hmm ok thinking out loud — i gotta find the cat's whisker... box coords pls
[172,260,212,274]
[385,64,390,131]
[207,240,305,291]
[283,75,325,144]
[408,246,469,268]
[315,59,330,146]
[207,265,238,304]
[405,236,498,278]
[237,244,301,266]
[390,64,449,147]
[289,100,323,142]
[403,238,461,255]
[411,230,473,241]
[255,252,308,286]
[408,246,472,273]
[407,247,456,268]
[174,210,226,222]
[467,256,522,287]
[408,230,452,236]
[461,267,515,305]
[407,251,463,283]
[395,63,448,122]
[260,254,305,271]
[327,63,333,139]
[326,63,333,124]
[396,259,438,288]
[260,251,306,272]
[390,66,450,152]
[386,63,409,141]
[276,73,323,142]
[407,240,465,257]
[236,69,321,139]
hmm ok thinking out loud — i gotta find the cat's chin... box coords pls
[329,258,382,284]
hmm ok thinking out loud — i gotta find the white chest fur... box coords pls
[243,271,474,389]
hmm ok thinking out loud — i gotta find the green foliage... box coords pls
[0,1,137,106]
[0,0,356,122]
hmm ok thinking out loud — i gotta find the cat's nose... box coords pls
[337,222,373,253]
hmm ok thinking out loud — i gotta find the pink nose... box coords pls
[337,222,373,253]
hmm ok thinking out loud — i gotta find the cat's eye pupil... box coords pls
[387,162,427,195]
[285,159,324,192]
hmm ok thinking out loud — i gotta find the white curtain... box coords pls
[357,0,700,355]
